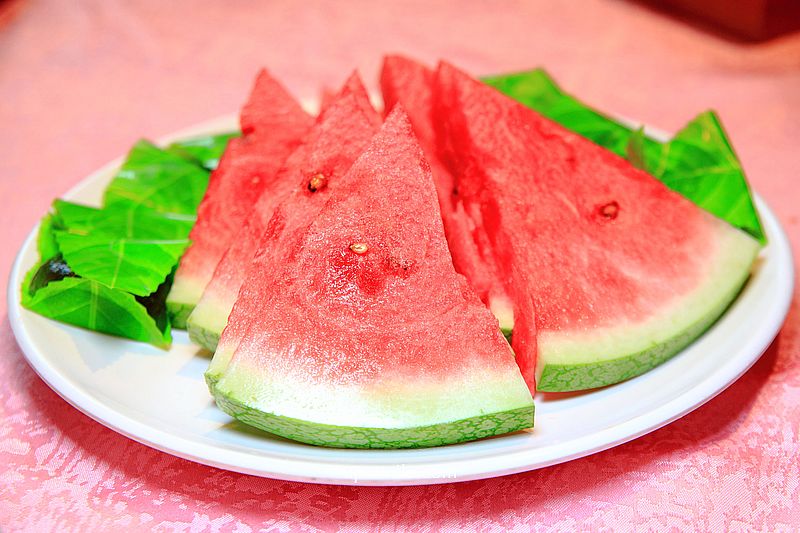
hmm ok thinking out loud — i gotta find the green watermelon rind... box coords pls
[538,274,747,391]
[186,292,229,351]
[211,384,534,449]
[166,274,207,329]
[204,341,238,390]
[536,223,759,392]
[166,300,194,330]
[206,346,537,449]
[187,318,221,353]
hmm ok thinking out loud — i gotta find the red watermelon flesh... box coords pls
[380,56,512,327]
[208,108,533,448]
[189,73,382,352]
[167,70,313,327]
[434,61,759,392]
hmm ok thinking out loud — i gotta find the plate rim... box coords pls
[7,114,795,486]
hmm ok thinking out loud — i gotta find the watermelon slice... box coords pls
[434,62,760,392]
[209,108,534,448]
[187,73,381,351]
[166,70,313,327]
[380,56,513,329]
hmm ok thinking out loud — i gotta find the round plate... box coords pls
[7,115,795,486]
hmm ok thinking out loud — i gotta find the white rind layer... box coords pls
[211,354,535,448]
[187,292,231,351]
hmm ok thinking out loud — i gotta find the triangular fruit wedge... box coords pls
[166,70,313,327]
[434,61,760,392]
[380,55,513,331]
[188,73,381,351]
[210,108,534,448]
[205,75,381,374]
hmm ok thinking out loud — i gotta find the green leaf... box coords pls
[625,127,648,171]
[104,140,210,215]
[21,133,219,348]
[21,255,173,348]
[25,256,77,297]
[36,213,61,260]
[53,199,195,240]
[483,70,765,243]
[21,261,47,308]
[55,232,188,296]
[167,131,239,170]
[24,277,171,348]
[636,111,764,241]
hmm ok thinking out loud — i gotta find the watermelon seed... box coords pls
[307,173,327,192]
[349,243,369,255]
[599,201,620,220]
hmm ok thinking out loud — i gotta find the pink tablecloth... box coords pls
[1,1,798,530]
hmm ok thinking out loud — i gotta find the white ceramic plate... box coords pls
[7,115,795,486]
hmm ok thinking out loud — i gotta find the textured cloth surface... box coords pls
[1,1,799,531]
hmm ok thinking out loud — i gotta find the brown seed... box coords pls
[307,173,327,192]
[349,243,369,255]
[599,201,620,220]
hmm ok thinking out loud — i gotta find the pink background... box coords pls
[1,1,799,530]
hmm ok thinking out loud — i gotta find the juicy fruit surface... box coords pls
[167,70,313,321]
[434,62,759,392]
[380,56,509,325]
[210,108,534,448]
[190,73,382,352]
